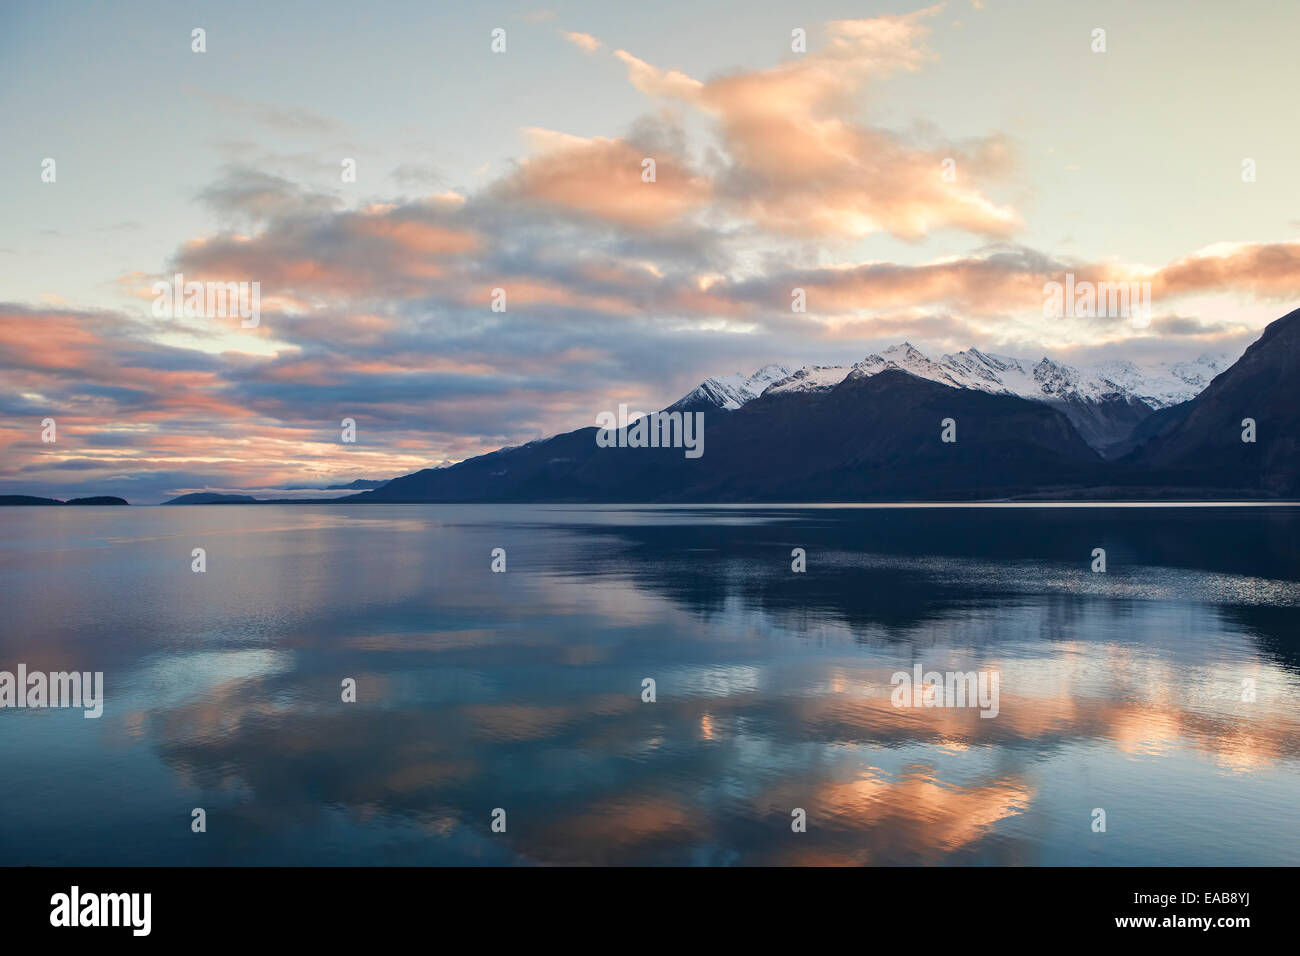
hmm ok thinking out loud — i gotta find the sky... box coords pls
[2,0,1298,502]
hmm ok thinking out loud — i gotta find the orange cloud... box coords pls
[354,218,479,256]
[1151,240,1300,299]
[614,9,1021,240]
[561,30,601,53]
[0,309,116,371]
[496,128,711,228]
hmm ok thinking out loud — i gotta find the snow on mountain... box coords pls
[760,364,853,395]
[672,345,1228,455]
[1086,354,1229,407]
[667,363,793,411]
[847,344,965,389]
[761,344,1225,410]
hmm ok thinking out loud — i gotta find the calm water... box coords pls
[1,503,1298,866]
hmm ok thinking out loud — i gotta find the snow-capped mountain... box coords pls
[763,343,1225,408]
[666,363,793,412]
[672,344,1229,455]
[356,308,1297,503]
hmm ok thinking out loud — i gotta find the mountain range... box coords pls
[0,495,129,506]
[344,307,1298,503]
[671,344,1226,456]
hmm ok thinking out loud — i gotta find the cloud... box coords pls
[561,30,602,53]
[1151,240,1300,300]
[198,166,343,223]
[493,127,711,228]
[614,50,704,101]
[612,9,1020,240]
[390,162,445,190]
[168,192,481,305]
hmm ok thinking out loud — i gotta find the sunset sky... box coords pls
[2,0,1298,502]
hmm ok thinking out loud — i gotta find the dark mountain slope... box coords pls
[357,370,1103,502]
[1125,307,1300,496]
[656,369,1104,500]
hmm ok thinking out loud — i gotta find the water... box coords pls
[1,503,1297,865]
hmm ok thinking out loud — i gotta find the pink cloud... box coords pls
[495,128,711,228]
[613,9,1021,240]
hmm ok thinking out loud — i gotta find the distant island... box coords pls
[161,493,260,505]
[161,481,389,505]
[0,495,129,506]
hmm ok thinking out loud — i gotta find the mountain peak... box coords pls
[673,336,1245,454]
[688,340,1239,454]
[667,363,793,411]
